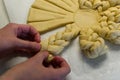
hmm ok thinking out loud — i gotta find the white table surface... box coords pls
[0,0,28,75]
[0,0,9,28]
[2,0,120,80]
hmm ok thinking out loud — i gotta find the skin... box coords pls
[0,23,41,58]
[0,23,71,80]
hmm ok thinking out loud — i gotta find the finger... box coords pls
[53,56,71,76]
[17,24,40,43]
[52,56,69,68]
[28,25,40,43]
[14,49,35,57]
[33,51,49,64]
[34,32,41,43]
[15,39,41,52]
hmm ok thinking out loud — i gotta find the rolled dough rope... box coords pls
[40,23,79,55]
[79,28,108,59]
[94,6,120,44]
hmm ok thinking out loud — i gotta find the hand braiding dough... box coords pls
[40,24,79,55]
[79,28,108,59]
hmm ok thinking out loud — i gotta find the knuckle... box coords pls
[26,41,32,48]
[27,42,39,50]
[9,39,18,49]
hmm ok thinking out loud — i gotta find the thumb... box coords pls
[16,39,41,52]
[32,51,49,64]
[53,56,71,76]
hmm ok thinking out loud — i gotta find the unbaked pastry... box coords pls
[27,0,120,59]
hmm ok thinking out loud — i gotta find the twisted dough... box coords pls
[40,23,79,55]
[79,0,110,11]
[79,0,120,12]
[79,28,108,59]
[108,0,120,6]
[93,6,120,44]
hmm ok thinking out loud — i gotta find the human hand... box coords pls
[0,23,41,58]
[1,51,71,80]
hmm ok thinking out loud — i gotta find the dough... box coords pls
[79,28,108,59]
[40,23,79,54]
[27,0,120,59]
[28,7,74,33]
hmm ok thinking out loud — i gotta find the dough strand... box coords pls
[79,28,108,59]
[40,23,79,55]
[93,6,120,44]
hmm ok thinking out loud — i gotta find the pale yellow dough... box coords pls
[40,23,79,54]
[27,0,120,59]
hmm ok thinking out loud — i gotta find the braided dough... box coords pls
[27,0,120,59]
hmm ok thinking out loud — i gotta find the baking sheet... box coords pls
[3,0,120,80]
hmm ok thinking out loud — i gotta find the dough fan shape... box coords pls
[27,0,120,59]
